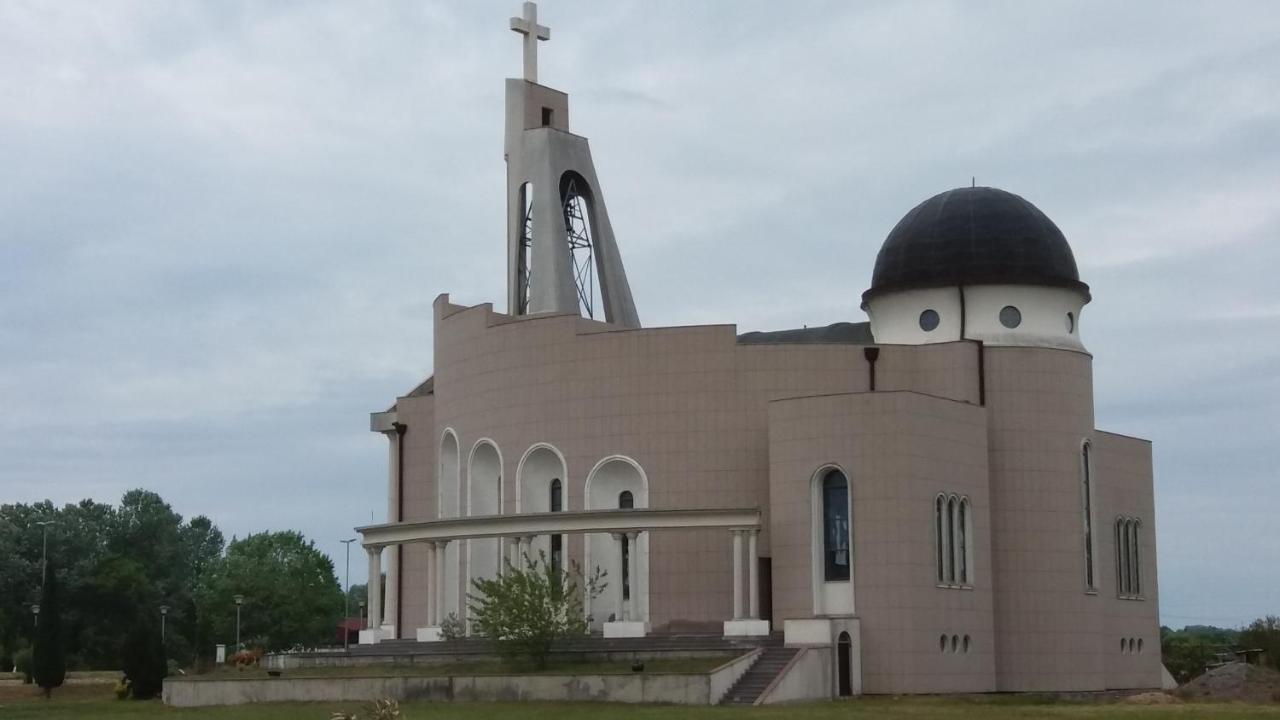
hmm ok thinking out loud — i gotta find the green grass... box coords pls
[175,656,728,681]
[2,685,1280,720]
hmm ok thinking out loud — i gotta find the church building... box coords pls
[355,2,1163,695]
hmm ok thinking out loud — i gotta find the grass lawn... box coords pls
[2,684,1280,720]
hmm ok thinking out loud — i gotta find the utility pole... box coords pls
[233,595,244,650]
[35,520,53,588]
[340,538,357,651]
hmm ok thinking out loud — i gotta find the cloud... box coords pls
[1,1,1278,624]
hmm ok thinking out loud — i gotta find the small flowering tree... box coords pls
[468,550,605,669]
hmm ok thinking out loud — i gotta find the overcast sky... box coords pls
[2,1,1277,628]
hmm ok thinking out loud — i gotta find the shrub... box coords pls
[468,550,605,669]
[331,697,402,720]
[14,647,33,684]
[439,613,466,641]
[121,614,167,700]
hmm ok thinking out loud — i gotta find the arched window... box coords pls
[935,496,946,584]
[836,631,853,697]
[1081,442,1096,591]
[1115,516,1143,598]
[549,478,563,575]
[822,470,850,582]
[619,491,633,600]
[935,493,974,587]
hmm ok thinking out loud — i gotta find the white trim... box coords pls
[466,438,505,516]
[438,428,461,520]
[809,464,853,616]
[583,455,651,627]
[357,507,761,547]
[514,442,569,513]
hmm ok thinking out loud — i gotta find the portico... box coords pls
[356,507,768,643]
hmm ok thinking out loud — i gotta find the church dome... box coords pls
[862,186,1089,306]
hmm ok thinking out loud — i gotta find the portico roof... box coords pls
[356,507,761,548]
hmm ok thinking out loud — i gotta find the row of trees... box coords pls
[0,490,344,673]
[1161,618,1280,684]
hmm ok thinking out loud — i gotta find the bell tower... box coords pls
[504,2,641,327]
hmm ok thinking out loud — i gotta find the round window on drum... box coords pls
[999,305,1022,329]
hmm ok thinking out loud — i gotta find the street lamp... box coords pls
[31,603,39,628]
[358,600,365,628]
[233,595,244,650]
[35,520,53,588]
[340,538,357,651]
[160,605,170,643]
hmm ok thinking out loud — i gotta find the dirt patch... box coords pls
[1178,662,1280,703]
[1124,691,1180,704]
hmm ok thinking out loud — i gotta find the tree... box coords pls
[195,531,343,651]
[32,559,66,698]
[468,550,605,669]
[1239,616,1280,672]
[121,613,166,700]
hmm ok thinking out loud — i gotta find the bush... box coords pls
[439,613,466,641]
[468,550,605,669]
[121,614,167,700]
[14,647,33,684]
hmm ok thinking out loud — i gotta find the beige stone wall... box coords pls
[769,391,996,694]
[377,296,1160,693]
[395,393,435,637]
[417,296,983,630]
[983,346,1106,691]
[1096,430,1163,689]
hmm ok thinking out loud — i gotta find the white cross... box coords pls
[509,1,550,83]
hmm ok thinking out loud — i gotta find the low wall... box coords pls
[265,648,732,670]
[760,648,833,704]
[164,672,719,707]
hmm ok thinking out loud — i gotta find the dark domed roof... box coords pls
[862,187,1088,306]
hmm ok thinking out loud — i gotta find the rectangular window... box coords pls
[541,107,553,126]
[1082,444,1096,591]
[823,481,850,581]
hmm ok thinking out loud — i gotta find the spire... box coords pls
[502,3,641,328]
[509,2,550,84]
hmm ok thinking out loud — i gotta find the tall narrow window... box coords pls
[1131,520,1141,596]
[935,496,946,584]
[549,478,563,576]
[516,183,535,314]
[822,470,850,582]
[946,496,958,584]
[958,498,970,585]
[619,491,633,600]
[1081,442,1096,591]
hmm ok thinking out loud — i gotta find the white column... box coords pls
[612,533,625,622]
[434,541,447,625]
[384,430,401,632]
[427,538,437,622]
[632,531,646,624]
[624,531,639,622]
[366,547,383,630]
[731,530,744,621]
[748,529,760,620]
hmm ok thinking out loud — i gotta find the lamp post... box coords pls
[31,603,39,629]
[35,520,53,588]
[233,594,244,650]
[160,605,170,643]
[358,600,365,629]
[340,538,357,651]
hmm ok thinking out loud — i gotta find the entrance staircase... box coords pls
[720,638,798,705]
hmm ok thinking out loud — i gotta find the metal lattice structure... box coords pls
[561,177,597,319]
[517,184,534,314]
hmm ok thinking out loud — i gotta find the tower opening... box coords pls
[560,171,604,319]
[516,182,534,314]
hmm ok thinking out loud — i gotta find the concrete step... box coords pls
[718,645,799,706]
